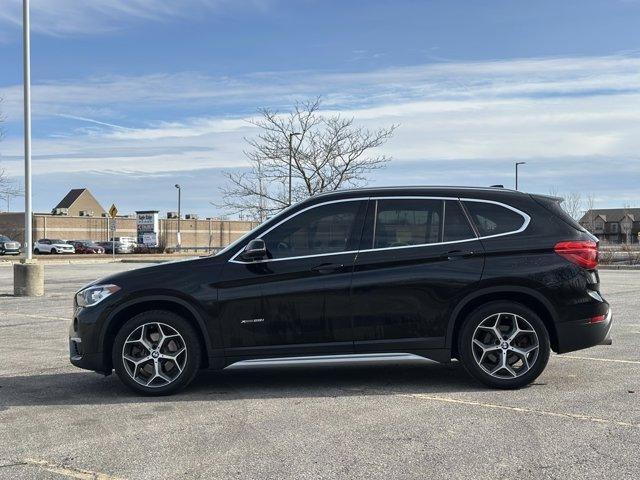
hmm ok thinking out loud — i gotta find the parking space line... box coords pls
[13,313,69,321]
[23,459,125,480]
[557,355,640,365]
[400,394,640,429]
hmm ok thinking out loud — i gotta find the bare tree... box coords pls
[548,187,583,221]
[0,100,23,211]
[562,192,583,221]
[218,98,397,221]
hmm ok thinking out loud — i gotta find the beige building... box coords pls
[0,212,257,251]
[51,188,106,217]
[0,188,258,251]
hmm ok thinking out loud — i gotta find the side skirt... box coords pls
[221,351,450,370]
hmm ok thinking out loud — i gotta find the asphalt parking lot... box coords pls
[0,263,638,479]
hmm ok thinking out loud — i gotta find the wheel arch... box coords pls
[448,286,559,358]
[100,295,213,372]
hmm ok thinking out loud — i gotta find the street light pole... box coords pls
[288,132,300,206]
[23,0,32,260]
[515,162,526,190]
[174,184,181,249]
[14,0,44,296]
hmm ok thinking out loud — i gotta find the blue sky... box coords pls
[0,0,639,217]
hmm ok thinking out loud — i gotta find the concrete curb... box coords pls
[598,264,640,270]
[0,255,199,266]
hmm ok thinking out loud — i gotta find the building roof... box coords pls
[580,208,640,224]
[54,189,88,209]
[52,188,106,216]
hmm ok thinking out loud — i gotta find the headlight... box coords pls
[76,284,121,307]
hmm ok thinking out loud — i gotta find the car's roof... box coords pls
[306,185,527,203]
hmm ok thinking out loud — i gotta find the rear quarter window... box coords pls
[531,195,586,232]
[464,201,526,237]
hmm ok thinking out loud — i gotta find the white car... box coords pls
[34,238,75,254]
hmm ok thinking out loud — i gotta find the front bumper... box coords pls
[69,305,111,375]
[556,307,613,354]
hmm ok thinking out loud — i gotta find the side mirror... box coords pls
[241,238,267,261]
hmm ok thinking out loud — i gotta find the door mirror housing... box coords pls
[241,238,267,261]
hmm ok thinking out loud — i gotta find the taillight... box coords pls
[554,240,598,269]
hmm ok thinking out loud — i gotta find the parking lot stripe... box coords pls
[400,394,640,429]
[23,459,125,480]
[558,355,640,365]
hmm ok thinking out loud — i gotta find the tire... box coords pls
[457,301,550,389]
[51,248,57,254]
[112,310,202,395]
[33,249,40,255]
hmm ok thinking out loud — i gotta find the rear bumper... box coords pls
[556,307,613,354]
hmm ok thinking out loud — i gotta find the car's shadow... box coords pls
[0,361,489,408]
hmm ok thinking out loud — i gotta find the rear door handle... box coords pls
[442,250,474,260]
[311,263,345,274]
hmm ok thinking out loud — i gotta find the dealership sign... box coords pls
[136,210,159,247]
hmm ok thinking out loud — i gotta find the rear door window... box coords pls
[371,199,442,248]
[463,201,526,237]
[443,200,476,242]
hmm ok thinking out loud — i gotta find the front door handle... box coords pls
[442,250,474,261]
[311,263,345,274]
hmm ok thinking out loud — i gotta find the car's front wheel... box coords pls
[112,310,201,395]
[458,301,550,389]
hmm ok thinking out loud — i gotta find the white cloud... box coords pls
[1,54,640,209]
[0,0,270,36]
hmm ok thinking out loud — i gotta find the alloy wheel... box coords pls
[471,312,539,379]
[121,322,187,388]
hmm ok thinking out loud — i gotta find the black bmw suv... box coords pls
[70,186,612,395]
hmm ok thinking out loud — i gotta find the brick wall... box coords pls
[0,213,258,250]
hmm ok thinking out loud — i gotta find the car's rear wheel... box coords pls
[112,310,201,395]
[33,248,40,254]
[51,248,57,254]
[458,301,550,389]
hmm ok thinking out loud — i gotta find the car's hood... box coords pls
[78,255,224,292]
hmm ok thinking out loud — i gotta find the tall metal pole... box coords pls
[515,162,526,191]
[175,184,181,248]
[288,134,293,206]
[23,0,33,260]
[288,132,300,206]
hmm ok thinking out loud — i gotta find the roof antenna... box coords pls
[490,184,504,188]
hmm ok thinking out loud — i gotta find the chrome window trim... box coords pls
[229,197,368,264]
[460,197,531,240]
[229,195,530,264]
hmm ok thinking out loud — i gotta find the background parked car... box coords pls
[34,239,75,254]
[68,240,105,254]
[109,237,138,249]
[96,241,134,254]
[0,235,21,255]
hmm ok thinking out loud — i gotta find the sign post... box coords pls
[136,211,160,251]
[109,204,118,260]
